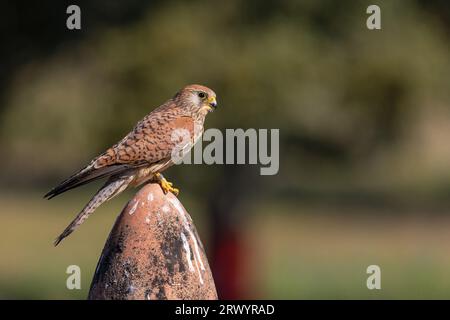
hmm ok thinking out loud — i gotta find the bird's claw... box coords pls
[158,176,179,196]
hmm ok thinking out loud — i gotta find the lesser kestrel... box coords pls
[45,84,218,246]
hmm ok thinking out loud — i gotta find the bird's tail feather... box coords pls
[44,164,138,200]
[54,175,134,246]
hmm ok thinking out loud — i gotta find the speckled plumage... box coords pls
[46,84,217,245]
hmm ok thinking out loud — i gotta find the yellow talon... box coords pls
[156,173,179,196]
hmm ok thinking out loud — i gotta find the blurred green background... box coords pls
[0,0,450,299]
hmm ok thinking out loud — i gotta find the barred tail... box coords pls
[54,175,133,246]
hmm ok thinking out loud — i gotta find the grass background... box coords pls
[2,189,450,299]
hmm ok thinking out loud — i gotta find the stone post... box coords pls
[88,183,218,300]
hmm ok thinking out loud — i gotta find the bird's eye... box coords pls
[198,92,206,99]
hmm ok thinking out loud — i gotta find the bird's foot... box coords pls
[155,173,179,196]
[161,179,179,196]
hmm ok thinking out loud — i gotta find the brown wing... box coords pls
[98,114,195,166]
[44,112,194,199]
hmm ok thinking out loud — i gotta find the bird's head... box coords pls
[174,84,218,117]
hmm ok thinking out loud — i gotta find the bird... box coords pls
[45,84,218,246]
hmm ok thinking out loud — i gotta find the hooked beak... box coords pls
[207,96,217,112]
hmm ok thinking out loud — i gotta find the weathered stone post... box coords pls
[88,183,218,300]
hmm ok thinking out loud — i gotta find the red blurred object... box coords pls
[211,228,246,299]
